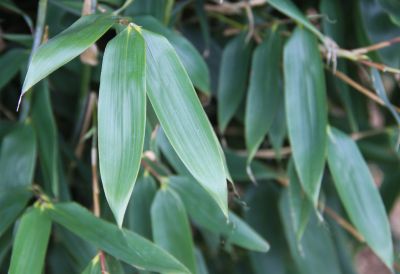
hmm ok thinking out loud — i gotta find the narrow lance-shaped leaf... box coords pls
[143,30,229,216]
[45,202,189,273]
[20,14,116,100]
[9,206,52,274]
[151,187,197,274]
[284,27,327,205]
[370,68,400,150]
[0,187,31,238]
[98,25,146,227]
[327,127,394,270]
[31,80,59,197]
[245,29,282,162]
[0,49,29,92]
[169,176,269,252]
[135,16,211,93]
[218,33,252,132]
[0,123,37,188]
[279,193,342,274]
[266,0,323,40]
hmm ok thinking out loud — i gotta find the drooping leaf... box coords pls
[245,29,283,162]
[143,30,228,216]
[266,0,323,39]
[151,187,197,274]
[284,27,327,205]
[370,68,400,150]
[125,174,157,239]
[0,187,31,238]
[194,248,209,274]
[378,0,400,24]
[136,16,210,93]
[31,80,59,197]
[0,0,33,32]
[169,176,269,252]
[327,127,393,269]
[9,206,52,274]
[0,123,36,188]
[0,49,29,92]
[217,32,252,132]
[45,202,189,273]
[21,14,116,95]
[279,191,342,274]
[286,160,312,241]
[98,25,146,227]
[268,96,287,159]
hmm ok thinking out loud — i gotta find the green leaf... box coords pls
[0,49,29,92]
[268,97,287,159]
[245,29,283,161]
[378,0,400,24]
[125,174,157,239]
[266,0,323,39]
[98,25,146,227]
[0,0,33,32]
[45,202,189,273]
[151,187,197,274]
[286,160,312,241]
[21,14,115,97]
[9,206,52,274]
[279,193,342,274]
[284,27,327,205]
[327,127,393,269]
[218,33,252,132]
[370,68,400,150]
[194,248,209,274]
[169,176,269,252]
[0,123,37,188]
[31,80,59,197]
[136,16,210,93]
[143,30,228,216]
[0,187,31,238]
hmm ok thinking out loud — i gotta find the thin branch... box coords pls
[323,206,365,243]
[75,92,97,159]
[329,68,400,113]
[352,36,400,55]
[204,0,267,15]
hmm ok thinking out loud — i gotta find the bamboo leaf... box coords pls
[125,174,157,239]
[21,14,115,97]
[327,127,393,270]
[0,49,29,92]
[0,123,37,188]
[9,206,52,274]
[45,202,189,273]
[136,16,210,93]
[217,33,252,132]
[31,80,59,197]
[98,25,146,227]
[169,176,269,252]
[143,30,228,216]
[284,27,327,205]
[151,187,197,274]
[279,193,342,274]
[0,187,31,238]
[245,29,283,162]
[266,0,323,39]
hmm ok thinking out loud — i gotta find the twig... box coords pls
[204,0,267,15]
[323,206,365,243]
[75,92,97,158]
[329,68,400,113]
[359,59,400,75]
[89,95,108,274]
[31,0,48,55]
[140,158,165,183]
[352,36,400,55]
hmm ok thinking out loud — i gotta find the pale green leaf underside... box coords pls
[9,207,52,274]
[21,14,115,95]
[143,30,228,216]
[98,25,146,227]
[284,27,327,205]
[327,127,393,270]
[45,202,189,273]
